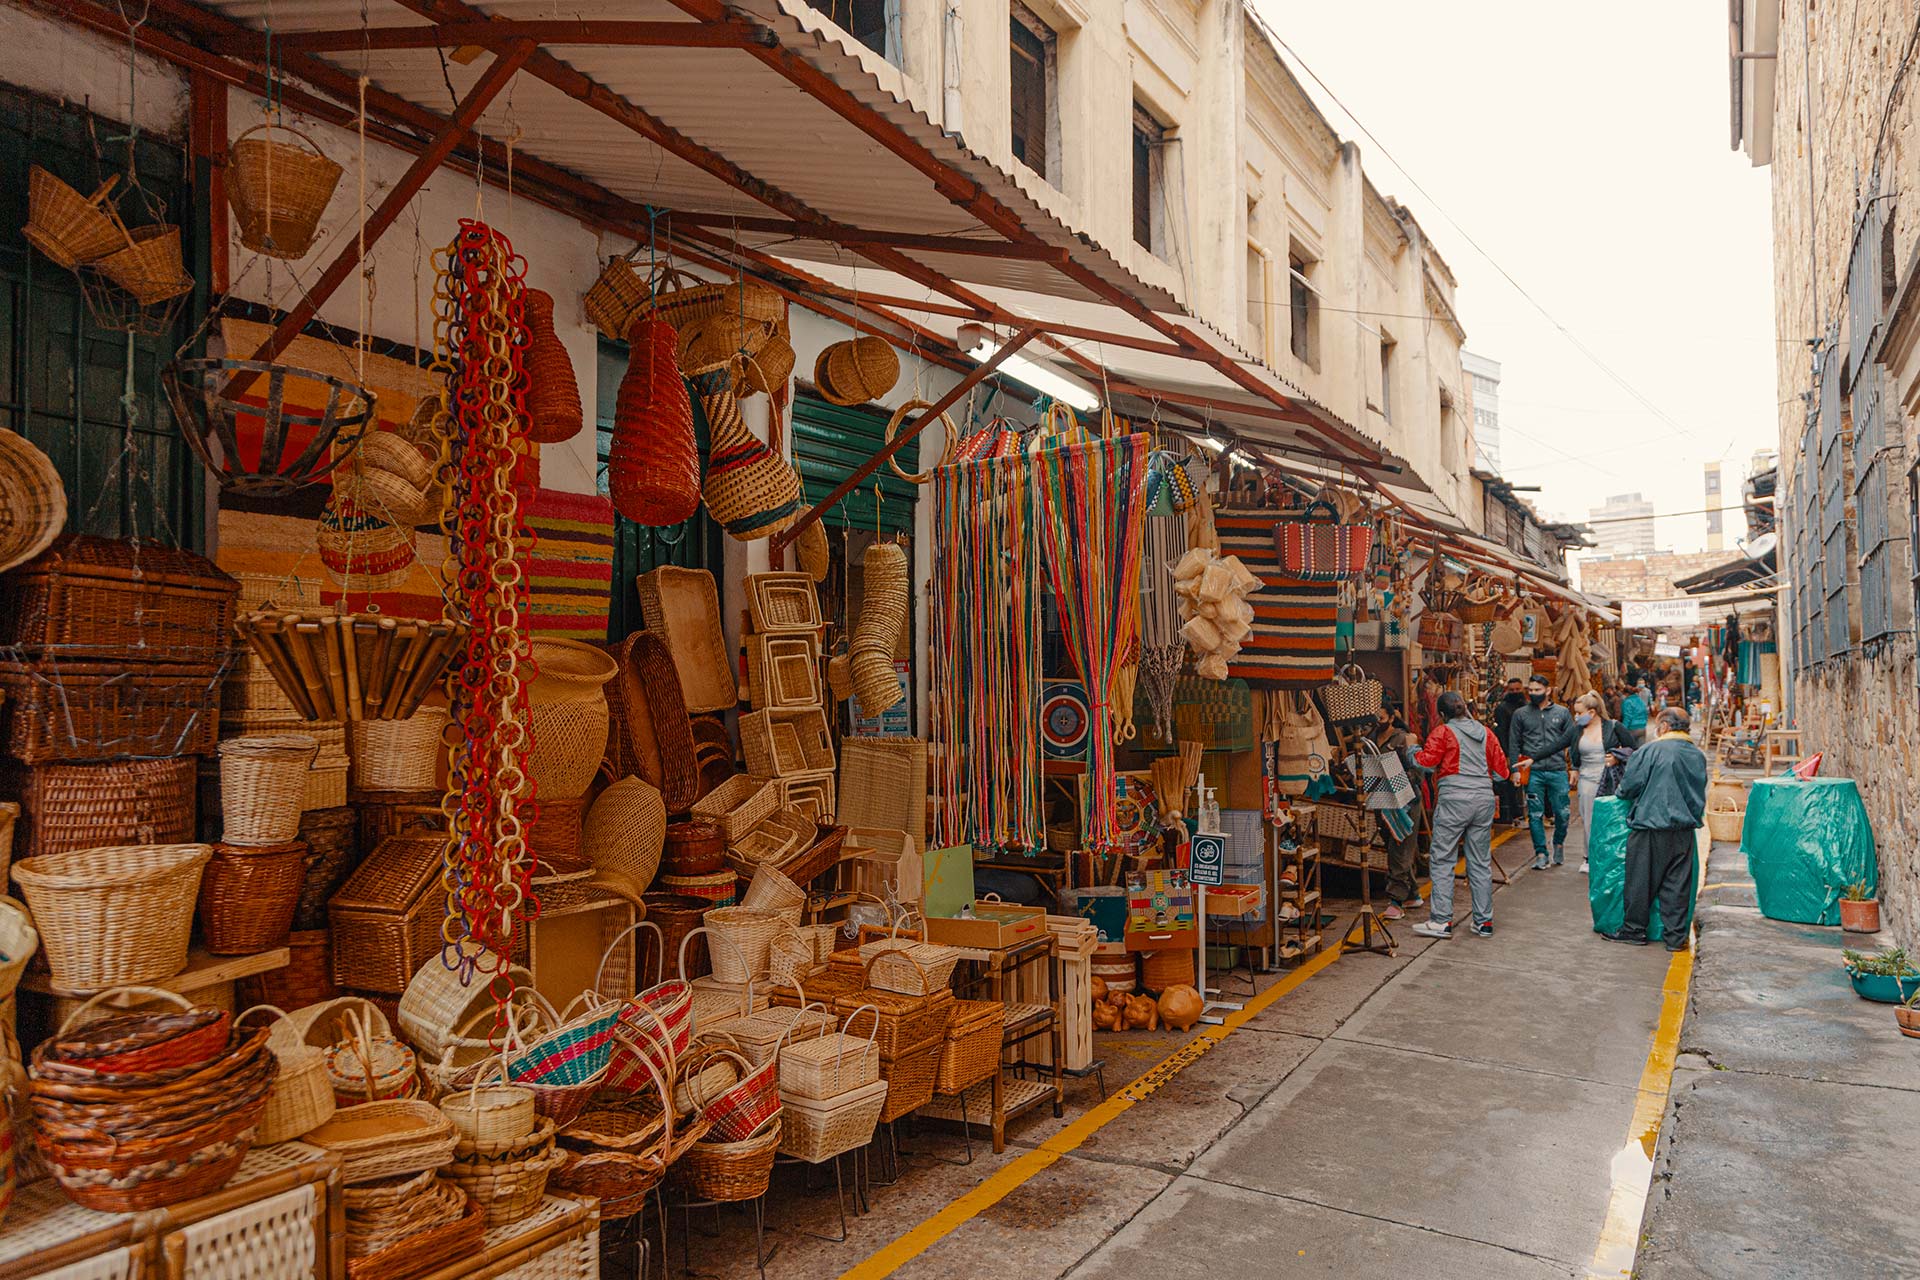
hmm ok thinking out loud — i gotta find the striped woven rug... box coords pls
[1214,511,1339,688]
[520,489,616,640]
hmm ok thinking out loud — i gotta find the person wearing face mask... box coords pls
[1492,678,1528,825]
[1567,691,1636,874]
[1410,690,1510,939]
[1509,676,1574,870]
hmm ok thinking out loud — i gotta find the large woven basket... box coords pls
[851,543,909,715]
[611,630,703,811]
[219,733,319,845]
[635,566,737,716]
[350,707,448,792]
[197,839,305,954]
[523,288,583,444]
[671,1114,781,1202]
[1705,807,1744,845]
[22,167,125,268]
[778,1077,886,1164]
[703,907,786,985]
[608,318,701,527]
[0,428,67,577]
[13,843,211,989]
[227,123,342,259]
[526,641,615,803]
[699,385,800,541]
[583,777,667,902]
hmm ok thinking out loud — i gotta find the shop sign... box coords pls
[1654,642,1682,658]
[1190,832,1226,886]
[1622,598,1701,629]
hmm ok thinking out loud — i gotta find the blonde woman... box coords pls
[1568,691,1637,874]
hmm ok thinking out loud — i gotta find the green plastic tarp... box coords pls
[1587,795,1668,942]
[1741,776,1877,925]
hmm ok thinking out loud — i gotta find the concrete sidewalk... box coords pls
[1635,837,1920,1278]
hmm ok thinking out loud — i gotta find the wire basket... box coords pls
[164,357,376,498]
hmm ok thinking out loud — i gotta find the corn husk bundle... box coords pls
[1552,605,1596,704]
[1169,547,1260,681]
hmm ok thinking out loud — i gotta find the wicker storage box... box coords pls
[0,660,224,763]
[328,831,450,994]
[743,634,821,711]
[739,706,834,778]
[0,755,197,859]
[0,535,238,662]
[1311,800,1376,845]
[690,775,777,843]
[777,770,836,824]
[745,572,822,634]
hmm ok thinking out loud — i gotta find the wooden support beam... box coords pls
[771,326,1040,554]
[663,211,1068,261]
[208,19,766,55]
[241,40,536,377]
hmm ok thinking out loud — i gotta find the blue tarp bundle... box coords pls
[1742,776,1877,925]
[1587,795,1669,942]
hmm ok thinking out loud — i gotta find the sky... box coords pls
[1249,0,1781,568]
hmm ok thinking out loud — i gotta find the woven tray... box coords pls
[744,573,821,633]
[635,567,736,714]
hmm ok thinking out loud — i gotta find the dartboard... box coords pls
[1041,682,1091,759]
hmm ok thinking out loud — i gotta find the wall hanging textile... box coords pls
[1170,677,1254,751]
[1214,511,1339,687]
[931,451,1040,850]
[431,218,537,1006]
[608,317,701,527]
[1036,436,1148,850]
[1135,512,1190,745]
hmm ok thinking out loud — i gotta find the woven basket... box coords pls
[0,898,37,1009]
[583,251,653,341]
[237,928,339,1012]
[292,807,357,930]
[442,1126,565,1228]
[305,1099,460,1185]
[691,775,778,843]
[438,1077,536,1148]
[397,942,532,1065]
[778,1077,885,1164]
[526,640,615,803]
[219,734,319,845]
[611,631,702,811]
[0,756,195,861]
[0,533,239,662]
[817,336,900,406]
[97,222,193,305]
[834,988,954,1061]
[13,843,210,989]
[739,860,806,920]
[776,1006,882,1102]
[635,566,735,715]
[0,428,67,577]
[338,432,434,528]
[527,805,588,879]
[582,777,666,903]
[325,1007,421,1106]
[860,940,961,997]
[935,999,1005,1094]
[1706,807,1744,845]
[658,871,737,909]
[22,167,124,268]
[851,543,909,715]
[522,288,583,444]
[703,907,787,985]
[609,317,701,527]
[671,1114,781,1202]
[317,493,417,594]
[350,707,447,792]
[700,385,800,541]
[236,1004,337,1143]
[876,1032,942,1123]
[663,818,728,878]
[227,123,342,259]
[742,331,796,398]
[197,839,305,954]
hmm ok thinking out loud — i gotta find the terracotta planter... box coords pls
[1896,1005,1920,1040]
[1840,897,1882,933]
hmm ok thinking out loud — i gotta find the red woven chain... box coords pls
[430,219,540,1023]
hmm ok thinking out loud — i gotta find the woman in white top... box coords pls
[1567,691,1636,873]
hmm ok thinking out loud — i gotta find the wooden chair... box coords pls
[1761,728,1803,775]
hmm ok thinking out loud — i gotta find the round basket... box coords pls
[796,518,829,584]
[739,862,805,920]
[22,168,124,269]
[882,399,957,485]
[218,734,319,846]
[658,871,737,911]
[317,494,416,593]
[0,428,68,576]
[236,1004,336,1144]
[702,908,785,986]
[13,844,211,989]
[663,819,727,878]
[96,223,193,305]
[443,1125,566,1228]
[341,432,434,527]
[527,701,608,804]
[350,707,449,792]
[0,898,39,1008]
[164,357,375,499]
[43,988,229,1073]
[583,778,666,901]
[851,543,908,715]
[398,943,532,1068]
[670,1115,781,1202]
[197,839,305,954]
[1705,807,1744,845]
[439,1079,536,1147]
[324,1007,420,1106]
[227,123,343,260]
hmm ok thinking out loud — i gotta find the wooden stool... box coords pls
[1762,728,1803,774]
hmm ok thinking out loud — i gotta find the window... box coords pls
[819,0,893,59]
[1439,387,1458,468]
[1287,252,1317,368]
[1378,333,1396,423]
[1245,240,1268,359]
[1132,113,1154,249]
[1010,8,1058,184]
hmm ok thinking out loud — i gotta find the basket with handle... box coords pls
[22,168,125,268]
[858,936,961,998]
[688,1043,781,1142]
[934,999,1006,1094]
[96,222,193,305]
[670,1112,782,1203]
[699,384,801,540]
[441,1119,566,1228]
[1320,663,1384,727]
[324,1005,421,1105]
[724,1000,833,1069]
[552,1049,707,1221]
[776,1000,882,1102]
[494,997,614,1128]
[436,1065,536,1147]
[197,838,306,954]
[1272,499,1374,583]
[778,1075,887,1164]
[236,1003,336,1143]
[671,1037,745,1117]
[398,941,533,1065]
[11,842,211,989]
[42,986,229,1072]
[703,905,786,984]
[681,927,767,1034]
[227,122,343,259]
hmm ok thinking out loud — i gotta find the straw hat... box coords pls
[0,428,67,574]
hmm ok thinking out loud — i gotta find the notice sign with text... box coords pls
[1621,598,1701,629]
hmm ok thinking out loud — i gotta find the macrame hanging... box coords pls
[1136,513,1190,743]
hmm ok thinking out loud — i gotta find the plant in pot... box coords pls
[1839,881,1882,933]
[1842,946,1920,1004]
[1898,987,1920,1041]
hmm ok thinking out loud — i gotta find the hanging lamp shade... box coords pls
[523,288,583,444]
[698,385,800,542]
[608,318,701,527]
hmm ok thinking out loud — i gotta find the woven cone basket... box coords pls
[609,318,701,527]
[523,289,583,444]
[699,386,799,542]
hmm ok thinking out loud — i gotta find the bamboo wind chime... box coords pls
[430,219,538,1009]
[1037,436,1149,850]
[931,450,1041,850]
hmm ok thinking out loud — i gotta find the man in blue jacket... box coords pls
[1509,675,1574,870]
[1604,707,1707,951]
[1619,682,1650,746]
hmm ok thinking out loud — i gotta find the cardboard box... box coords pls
[924,900,1049,950]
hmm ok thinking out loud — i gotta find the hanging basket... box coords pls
[523,288,584,444]
[815,337,899,406]
[318,493,418,593]
[700,385,800,541]
[22,168,125,269]
[228,123,344,260]
[0,427,67,576]
[96,224,193,305]
[164,357,376,498]
[608,318,701,527]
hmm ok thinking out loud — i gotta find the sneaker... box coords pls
[1412,920,1453,939]
[1579,860,1590,874]
[1532,855,1549,871]
[1396,894,1425,910]
[1380,903,1405,921]
[1601,930,1649,946]
[1552,849,1565,867]
[1468,920,1493,937]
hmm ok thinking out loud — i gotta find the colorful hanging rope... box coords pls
[931,450,1041,849]
[1035,436,1149,849]
[431,218,538,1016]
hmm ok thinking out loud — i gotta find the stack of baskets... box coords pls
[343,1170,480,1271]
[831,956,955,1126]
[775,1007,887,1164]
[436,1079,563,1228]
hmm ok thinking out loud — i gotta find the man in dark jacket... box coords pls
[1492,680,1527,824]
[1510,675,1575,870]
[1605,707,1707,951]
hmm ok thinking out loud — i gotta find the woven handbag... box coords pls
[1269,691,1330,797]
[1358,738,1416,811]
[1272,499,1374,583]
[699,384,800,541]
[1321,663,1383,727]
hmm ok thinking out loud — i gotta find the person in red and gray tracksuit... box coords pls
[1411,690,1511,939]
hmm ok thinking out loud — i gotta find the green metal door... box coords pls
[791,393,917,535]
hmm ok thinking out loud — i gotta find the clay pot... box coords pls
[1896,1004,1920,1039]
[1840,897,1882,934]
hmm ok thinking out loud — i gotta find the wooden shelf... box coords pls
[21,945,290,999]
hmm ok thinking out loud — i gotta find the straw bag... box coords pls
[227,123,342,259]
[1273,499,1373,583]
[1358,737,1416,812]
[522,288,583,444]
[609,317,702,526]
[1321,664,1383,727]
[851,542,909,715]
[21,167,124,268]
[699,385,801,541]
[13,843,210,989]
[236,1004,336,1143]
[776,1002,882,1102]
[0,428,67,576]
[1270,692,1330,797]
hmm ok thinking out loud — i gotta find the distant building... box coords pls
[1576,550,1735,603]
[1463,350,1501,473]
[1704,461,1725,551]
[1589,492,1657,557]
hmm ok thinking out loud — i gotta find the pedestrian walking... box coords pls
[1510,675,1574,870]
[1567,691,1636,874]
[1604,707,1707,951]
[1620,681,1650,747]
[1366,701,1425,920]
[1492,678,1528,824]
[1411,690,1509,940]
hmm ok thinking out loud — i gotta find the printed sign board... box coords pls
[1190,832,1226,887]
[1622,599,1701,629]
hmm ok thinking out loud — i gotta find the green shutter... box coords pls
[792,393,917,536]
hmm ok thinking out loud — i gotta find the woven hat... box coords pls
[584,777,667,902]
[0,428,67,574]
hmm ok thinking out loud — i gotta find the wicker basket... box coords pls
[611,630,702,811]
[740,707,833,778]
[236,1003,337,1143]
[934,999,1005,1094]
[691,775,778,843]
[851,543,909,715]
[218,734,319,846]
[237,928,339,1012]
[198,838,305,954]
[22,167,125,268]
[350,708,448,793]
[13,843,210,989]
[778,1077,886,1164]
[834,988,954,1061]
[859,940,962,997]
[0,755,196,860]
[635,566,736,715]
[305,1099,459,1185]
[1706,807,1744,845]
[0,427,66,579]
[816,336,900,406]
[97,223,193,305]
[327,832,451,995]
[875,1032,942,1123]
[726,808,815,877]
[608,317,702,528]
[663,818,727,877]
[227,123,342,259]
[345,1194,484,1279]
[397,943,531,1067]
[703,907,787,985]
[523,288,583,445]
[744,632,822,711]
[582,777,666,903]
[441,1124,566,1228]
[739,860,806,919]
[293,806,357,930]
[745,573,822,634]
[837,737,927,839]
[325,1006,422,1106]
[776,1008,882,1102]
[440,1082,537,1148]
[0,659,223,763]
[671,1114,781,1202]
[0,534,238,662]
